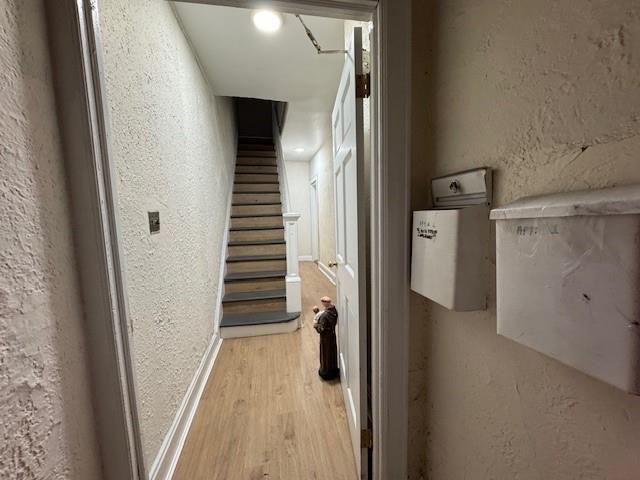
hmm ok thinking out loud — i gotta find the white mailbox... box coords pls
[411,168,492,311]
[490,185,640,394]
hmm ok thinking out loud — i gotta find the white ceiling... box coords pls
[172,3,345,162]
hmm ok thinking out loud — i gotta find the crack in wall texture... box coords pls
[410,0,640,479]
[0,0,102,478]
[98,0,236,468]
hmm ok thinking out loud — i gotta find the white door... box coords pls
[331,27,368,478]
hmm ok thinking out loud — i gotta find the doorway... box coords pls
[46,1,411,479]
[310,176,320,263]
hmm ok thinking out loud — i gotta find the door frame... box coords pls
[309,176,320,262]
[45,0,411,479]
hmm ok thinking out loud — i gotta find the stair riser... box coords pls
[223,298,286,314]
[224,278,285,293]
[226,260,287,274]
[231,216,283,229]
[234,183,279,193]
[237,143,275,151]
[235,165,278,174]
[233,193,281,205]
[236,157,277,166]
[220,318,299,339]
[228,244,286,257]
[229,229,284,242]
[235,174,279,183]
[232,204,282,216]
[237,150,276,157]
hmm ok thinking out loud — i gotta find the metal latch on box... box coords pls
[432,168,493,208]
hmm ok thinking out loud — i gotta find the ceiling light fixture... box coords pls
[295,147,305,153]
[253,10,283,33]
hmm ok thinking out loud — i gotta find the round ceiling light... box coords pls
[253,10,283,33]
[295,147,305,153]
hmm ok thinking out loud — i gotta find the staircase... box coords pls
[220,141,301,339]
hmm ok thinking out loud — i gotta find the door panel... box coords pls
[331,26,367,479]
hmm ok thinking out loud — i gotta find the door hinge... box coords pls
[356,73,370,99]
[361,428,373,449]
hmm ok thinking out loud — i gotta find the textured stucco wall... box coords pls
[98,0,236,467]
[0,1,102,478]
[309,139,337,269]
[409,1,640,479]
[285,161,312,258]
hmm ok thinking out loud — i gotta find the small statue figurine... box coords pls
[312,296,339,380]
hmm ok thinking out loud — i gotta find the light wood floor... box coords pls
[173,262,357,480]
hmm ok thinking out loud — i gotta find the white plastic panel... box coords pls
[492,185,640,394]
[411,204,489,311]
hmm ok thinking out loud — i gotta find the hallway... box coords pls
[173,262,357,480]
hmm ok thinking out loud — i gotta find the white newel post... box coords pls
[283,213,302,317]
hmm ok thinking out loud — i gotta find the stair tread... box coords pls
[235,162,277,166]
[231,213,282,218]
[233,190,280,194]
[227,254,286,263]
[232,203,282,207]
[234,180,279,184]
[221,310,300,328]
[230,225,284,231]
[222,288,286,303]
[225,270,287,282]
[237,150,276,155]
[228,239,285,246]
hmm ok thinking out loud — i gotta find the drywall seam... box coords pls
[149,333,223,480]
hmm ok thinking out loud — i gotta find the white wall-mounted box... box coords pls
[490,185,640,394]
[411,168,492,311]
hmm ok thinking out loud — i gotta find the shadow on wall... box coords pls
[1,1,101,478]
[408,1,439,478]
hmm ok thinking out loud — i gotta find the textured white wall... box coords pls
[284,161,312,258]
[99,0,236,467]
[309,139,337,268]
[0,1,102,478]
[409,1,640,479]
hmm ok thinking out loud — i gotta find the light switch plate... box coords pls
[148,211,160,234]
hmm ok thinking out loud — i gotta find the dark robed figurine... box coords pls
[313,296,339,380]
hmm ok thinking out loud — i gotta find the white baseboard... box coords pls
[318,261,336,285]
[298,255,313,261]
[149,333,223,480]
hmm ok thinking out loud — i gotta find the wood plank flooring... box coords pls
[173,262,357,480]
